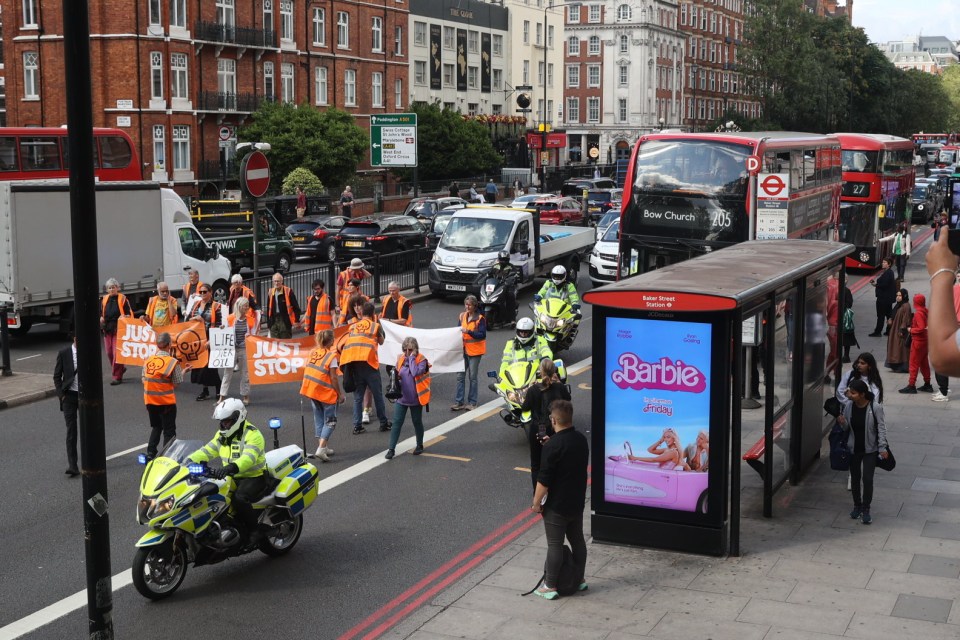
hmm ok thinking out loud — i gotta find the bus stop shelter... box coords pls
[583,240,854,556]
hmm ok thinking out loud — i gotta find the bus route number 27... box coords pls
[710,211,732,228]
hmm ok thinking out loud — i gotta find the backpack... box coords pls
[842,307,854,333]
[522,544,581,597]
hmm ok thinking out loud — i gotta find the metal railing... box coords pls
[195,21,276,48]
[196,91,263,113]
[197,159,240,182]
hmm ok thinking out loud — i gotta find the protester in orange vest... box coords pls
[267,273,301,338]
[141,282,180,329]
[142,332,184,459]
[452,295,486,410]
[186,285,223,401]
[385,337,430,460]
[100,277,134,385]
[220,297,260,405]
[380,281,413,326]
[182,269,205,306]
[228,274,259,311]
[340,301,390,434]
[337,279,369,326]
[303,279,334,335]
[300,329,345,462]
[336,258,372,296]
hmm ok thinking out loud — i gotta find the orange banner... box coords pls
[246,334,319,385]
[114,317,209,369]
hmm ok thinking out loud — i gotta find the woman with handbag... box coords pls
[885,288,911,373]
[837,379,889,525]
[520,359,571,489]
[385,338,430,460]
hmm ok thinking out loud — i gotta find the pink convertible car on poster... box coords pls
[605,455,709,514]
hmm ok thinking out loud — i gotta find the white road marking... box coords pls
[107,443,147,461]
[0,356,591,639]
[14,354,41,361]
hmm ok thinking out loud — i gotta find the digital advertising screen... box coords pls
[603,317,713,513]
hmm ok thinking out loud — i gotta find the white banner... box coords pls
[380,321,465,374]
[208,327,235,369]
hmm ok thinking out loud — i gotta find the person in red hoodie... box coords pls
[900,293,934,394]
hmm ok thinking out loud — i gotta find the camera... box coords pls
[947,178,960,255]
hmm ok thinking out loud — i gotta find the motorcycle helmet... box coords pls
[551,265,567,285]
[214,398,247,439]
[516,317,535,345]
[497,249,510,266]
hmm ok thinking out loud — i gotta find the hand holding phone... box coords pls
[946,178,960,255]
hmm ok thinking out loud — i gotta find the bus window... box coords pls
[20,137,62,171]
[0,137,17,171]
[62,138,101,170]
[99,135,133,169]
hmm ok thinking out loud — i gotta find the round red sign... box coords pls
[241,151,270,198]
[745,154,761,176]
[759,174,786,197]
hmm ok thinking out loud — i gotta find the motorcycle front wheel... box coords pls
[132,541,188,600]
[259,514,303,557]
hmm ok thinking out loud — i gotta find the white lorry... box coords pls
[0,181,232,334]
[428,207,595,297]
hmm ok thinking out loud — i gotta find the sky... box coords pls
[853,0,960,44]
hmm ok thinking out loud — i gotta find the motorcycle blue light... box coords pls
[269,417,282,430]
[188,464,205,475]
[137,454,148,465]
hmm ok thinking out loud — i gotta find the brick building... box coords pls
[1,0,409,197]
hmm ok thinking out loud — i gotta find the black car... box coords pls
[560,177,618,199]
[286,215,350,262]
[335,215,427,267]
[403,197,468,219]
[425,210,455,250]
[585,188,623,222]
[270,194,332,225]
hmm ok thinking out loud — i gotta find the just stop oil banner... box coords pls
[603,317,712,513]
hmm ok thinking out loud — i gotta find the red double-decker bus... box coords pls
[0,127,141,181]
[912,133,951,147]
[834,133,914,270]
[617,131,841,276]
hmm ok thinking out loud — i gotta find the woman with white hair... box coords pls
[99,277,134,384]
[220,297,259,405]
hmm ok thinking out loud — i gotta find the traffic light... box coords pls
[516,92,531,110]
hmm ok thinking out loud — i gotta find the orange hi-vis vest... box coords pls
[143,354,177,406]
[460,312,486,356]
[396,353,431,406]
[227,309,259,333]
[307,293,333,334]
[268,285,297,325]
[340,318,380,368]
[100,293,133,320]
[338,291,370,326]
[144,295,180,327]
[300,347,339,404]
[183,281,205,301]
[381,294,412,326]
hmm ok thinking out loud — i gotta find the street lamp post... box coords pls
[539,2,553,192]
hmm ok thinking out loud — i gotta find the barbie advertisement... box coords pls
[604,317,712,513]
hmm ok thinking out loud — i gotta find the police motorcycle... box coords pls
[132,409,318,600]
[480,250,518,329]
[531,266,581,355]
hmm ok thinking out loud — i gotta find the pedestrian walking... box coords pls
[385,337,430,460]
[885,288,911,372]
[837,379,889,525]
[340,301,390,434]
[900,293,933,393]
[142,332,184,459]
[868,258,896,336]
[220,297,259,405]
[380,281,412,326]
[185,284,223,401]
[303,279,334,335]
[485,179,499,203]
[53,332,80,477]
[880,224,911,281]
[340,185,355,217]
[300,330,344,462]
[296,185,307,217]
[520,359,571,489]
[266,273,301,338]
[841,286,858,363]
[141,282,180,329]
[452,295,486,411]
[227,274,259,311]
[530,399,589,599]
[449,181,460,198]
[100,277,134,385]
[836,352,885,405]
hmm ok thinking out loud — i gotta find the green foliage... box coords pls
[941,66,960,132]
[281,167,324,195]
[390,102,503,182]
[239,102,367,190]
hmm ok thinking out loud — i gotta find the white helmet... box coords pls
[516,317,535,344]
[551,265,567,284]
[214,398,247,439]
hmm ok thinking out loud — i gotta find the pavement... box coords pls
[7,232,960,640]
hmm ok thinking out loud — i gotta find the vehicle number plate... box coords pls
[345,241,363,248]
[485,284,495,293]
[446,284,467,292]
[294,235,307,241]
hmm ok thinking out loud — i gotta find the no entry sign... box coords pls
[240,151,270,198]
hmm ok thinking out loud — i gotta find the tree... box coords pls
[239,102,367,189]
[281,167,324,195]
[941,65,960,132]
[390,102,503,182]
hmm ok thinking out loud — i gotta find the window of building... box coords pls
[568,4,579,23]
[443,102,454,111]
[344,69,356,105]
[493,34,503,56]
[468,30,479,53]
[414,21,426,46]
[618,98,627,122]
[264,62,275,98]
[414,61,426,85]
[536,23,542,46]
[538,61,544,86]
[492,68,502,89]
[395,78,403,108]
[566,97,579,123]
[23,51,39,98]
[589,4,601,23]
[22,0,38,27]
[588,35,600,55]
[171,53,188,99]
[567,65,579,87]
[218,58,236,97]
[617,4,631,21]
[312,8,325,45]
[152,125,165,171]
[547,63,554,87]
[337,11,349,48]
[568,36,580,56]
[492,104,502,115]
[280,0,293,41]
[443,26,454,49]
[315,66,327,104]
[443,63,454,87]
[149,0,162,26]
[173,125,190,171]
[548,99,554,121]
[619,65,628,85]
[587,97,599,122]
[523,21,529,45]
[468,66,479,89]
[522,60,529,85]
[394,27,403,55]
[372,71,383,106]
[468,102,478,116]
[548,26,554,48]
[588,65,600,87]
[150,52,164,99]
[216,0,234,28]
[171,0,187,28]
[372,17,383,52]
[619,34,628,54]
[281,62,294,102]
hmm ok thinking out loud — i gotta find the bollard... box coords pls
[0,307,12,376]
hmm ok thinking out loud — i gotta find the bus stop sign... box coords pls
[240,151,270,198]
